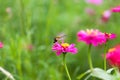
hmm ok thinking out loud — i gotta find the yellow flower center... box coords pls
[108,48,116,53]
[106,33,111,37]
[61,43,70,48]
[86,29,97,36]
[108,33,111,37]
[86,29,92,35]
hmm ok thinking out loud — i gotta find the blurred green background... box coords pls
[0,0,120,80]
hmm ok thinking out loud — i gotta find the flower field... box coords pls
[0,0,120,80]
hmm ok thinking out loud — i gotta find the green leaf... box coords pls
[84,74,91,80]
[107,68,114,74]
[113,68,120,80]
[91,68,114,80]
[77,69,91,79]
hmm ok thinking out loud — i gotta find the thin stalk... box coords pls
[63,54,72,80]
[104,43,107,70]
[88,44,93,70]
[45,0,53,45]
[17,51,23,80]
[18,0,25,36]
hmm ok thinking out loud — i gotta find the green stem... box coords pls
[45,0,53,45]
[114,67,120,80]
[18,0,25,36]
[104,43,107,71]
[88,44,93,70]
[18,51,23,80]
[63,54,72,80]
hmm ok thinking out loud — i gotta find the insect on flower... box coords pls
[52,42,78,56]
[53,33,66,43]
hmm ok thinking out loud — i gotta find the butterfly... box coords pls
[53,33,66,43]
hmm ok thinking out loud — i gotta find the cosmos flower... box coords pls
[6,7,12,18]
[0,42,3,48]
[104,33,116,41]
[85,8,96,16]
[52,42,77,56]
[106,46,120,67]
[101,10,112,22]
[27,44,34,51]
[85,0,103,5]
[77,29,106,46]
[111,6,120,12]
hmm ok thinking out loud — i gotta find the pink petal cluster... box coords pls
[106,46,120,67]
[27,44,34,51]
[6,7,12,18]
[104,33,116,40]
[111,6,120,12]
[114,44,120,49]
[101,10,112,22]
[85,0,103,5]
[77,29,106,46]
[85,8,96,16]
[52,42,77,56]
[0,42,3,48]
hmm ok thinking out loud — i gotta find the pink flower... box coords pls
[52,42,77,56]
[27,44,34,51]
[106,47,120,67]
[77,29,106,46]
[111,6,120,12]
[6,7,12,18]
[85,8,96,16]
[0,42,3,48]
[85,0,103,5]
[101,10,112,22]
[104,33,116,40]
[114,44,120,49]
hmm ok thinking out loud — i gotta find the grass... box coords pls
[0,0,120,80]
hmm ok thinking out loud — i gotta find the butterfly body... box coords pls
[53,33,66,43]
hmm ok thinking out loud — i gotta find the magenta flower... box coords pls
[114,44,120,49]
[111,6,120,12]
[85,0,103,5]
[104,33,116,40]
[77,29,106,46]
[101,10,112,23]
[106,47,120,67]
[0,42,3,48]
[52,42,77,56]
